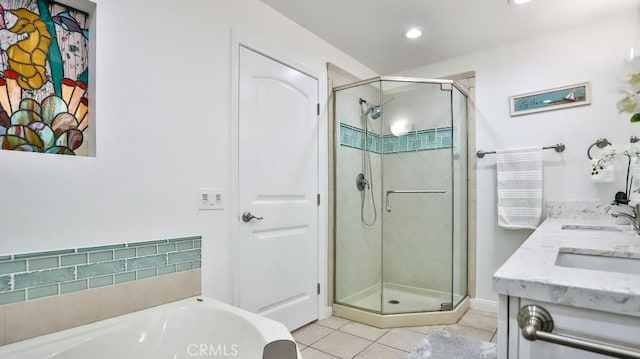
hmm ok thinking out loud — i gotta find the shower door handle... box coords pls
[385,190,446,212]
[241,212,263,222]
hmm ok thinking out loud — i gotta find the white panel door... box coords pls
[238,46,318,330]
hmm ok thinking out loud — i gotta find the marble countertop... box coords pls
[493,218,640,316]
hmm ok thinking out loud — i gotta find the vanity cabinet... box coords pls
[498,295,640,359]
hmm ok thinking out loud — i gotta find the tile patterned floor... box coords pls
[292,309,498,359]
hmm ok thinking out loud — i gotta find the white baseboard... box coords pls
[470,298,498,313]
[319,306,333,320]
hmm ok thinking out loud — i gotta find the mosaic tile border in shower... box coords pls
[0,236,202,305]
[339,123,455,154]
[340,123,383,153]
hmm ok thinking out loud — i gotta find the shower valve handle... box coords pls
[242,212,263,223]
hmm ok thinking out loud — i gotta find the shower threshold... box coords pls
[333,283,469,328]
[340,282,464,314]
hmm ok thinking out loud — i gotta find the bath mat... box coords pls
[408,330,497,359]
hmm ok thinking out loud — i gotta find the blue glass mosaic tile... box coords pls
[0,235,203,305]
[77,244,125,253]
[0,290,25,305]
[14,249,74,259]
[168,236,201,243]
[127,255,167,271]
[28,257,59,271]
[0,275,10,292]
[127,239,168,247]
[137,268,157,279]
[442,136,452,147]
[425,130,437,149]
[176,262,194,272]
[88,251,114,263]
[15,268,74,290]
[176,241,194,251]
[340,123,457,154]
[0,260,26,275]
[89,275,113,288]
[61,253,87,266]
[114,248,136,259]
[60,280,88,294]
[136,245,157,256]
[114,272,136,284]
[28,284,59,300]
[77,260,126,279]
[157,264,176,276]
[168,249,201,265]
[398,135,408,151]
[158,243,176,254]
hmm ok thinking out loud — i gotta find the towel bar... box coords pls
[477,144,565,158]
[518,305,640,359]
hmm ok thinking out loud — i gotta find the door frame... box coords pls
[230,31,330,321]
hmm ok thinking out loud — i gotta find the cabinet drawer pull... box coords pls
[518,305,640,359]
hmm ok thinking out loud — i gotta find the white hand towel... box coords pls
[496,147,543,229]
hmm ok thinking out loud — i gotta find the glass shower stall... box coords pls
[333,76,468,320]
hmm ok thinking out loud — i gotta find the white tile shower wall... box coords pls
[0,0,377,305]
[397,9,638,303]
[382,82,452,135]
[382,150,452,293]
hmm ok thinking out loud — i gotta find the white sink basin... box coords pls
[561,224,622,231]
[556,249,640,274]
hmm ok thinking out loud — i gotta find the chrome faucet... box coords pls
[611,203,640,233]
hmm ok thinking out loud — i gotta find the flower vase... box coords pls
[591,162,615,183]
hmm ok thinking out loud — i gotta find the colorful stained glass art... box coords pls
[0,0,89,156]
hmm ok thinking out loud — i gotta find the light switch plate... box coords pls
[198,188,224,210]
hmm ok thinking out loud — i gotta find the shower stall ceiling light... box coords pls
[390,120,412,137]
[404,28,423,39]
[509,0,531,4]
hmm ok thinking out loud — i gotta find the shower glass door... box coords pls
[333,77,467,315]
[380,80,453,314]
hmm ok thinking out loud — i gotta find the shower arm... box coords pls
[386,190,447,212]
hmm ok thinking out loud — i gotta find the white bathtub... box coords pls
[0,296,300,358]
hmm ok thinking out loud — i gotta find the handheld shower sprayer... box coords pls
[357,98,378,226]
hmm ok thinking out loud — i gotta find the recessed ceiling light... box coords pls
[405,28,423,39]
[509,0,531,4]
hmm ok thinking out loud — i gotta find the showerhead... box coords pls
[368,105,381,120]
[359,99,382,120]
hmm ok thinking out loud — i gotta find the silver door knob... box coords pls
[242,212,263,222]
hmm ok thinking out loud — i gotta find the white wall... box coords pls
[0,0,376,304]
[398,10,639,302]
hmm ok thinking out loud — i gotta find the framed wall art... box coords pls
[510,82,591,117]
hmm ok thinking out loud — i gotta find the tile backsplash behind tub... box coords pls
[0,236,201,305]
[0,236,202,346]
